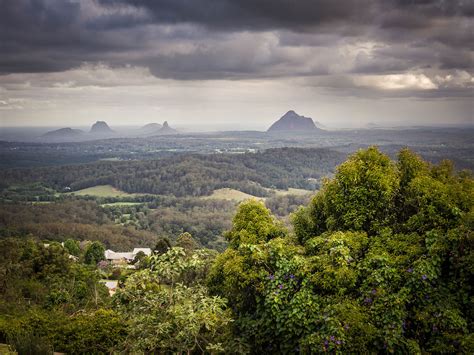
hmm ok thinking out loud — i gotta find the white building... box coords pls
[104,248,152,265]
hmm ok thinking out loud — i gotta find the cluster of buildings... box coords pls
[104,247,153,265]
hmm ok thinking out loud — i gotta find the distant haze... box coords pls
[0,1,472,129]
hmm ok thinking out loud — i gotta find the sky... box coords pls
[0,0,472,130]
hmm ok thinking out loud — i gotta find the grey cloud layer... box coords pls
[0,0,472,97]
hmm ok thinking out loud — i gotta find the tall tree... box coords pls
[84,241,105,265]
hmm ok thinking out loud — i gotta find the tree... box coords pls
[397,148,428,189]
[208,200,288,330]
[115,247,237,353]
[84,241,105,265]
[154,237,171,255]
[132,251,146,265]
[225,200,286,248]
[175,232,198,252]
[63,238,80,257]
[324,146,400,233]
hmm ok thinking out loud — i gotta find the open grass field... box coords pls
[203,187,314,202]
[202,188,263,202]
[70,185,138,197]
[101,202,143,207]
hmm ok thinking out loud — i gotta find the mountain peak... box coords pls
[41,127,84,141]
[154,121,178,135]
[141,122,162,129]
[90,121,113,134]
[138,123,163,135]
[267,110,319,132]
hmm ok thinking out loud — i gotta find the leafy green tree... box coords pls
[225,199,286,248]
[154,237,172,255]
[115,247,237,353]
[175,232,198,253]
[83,241,105,265]
[324,146,400,233]
[292,147,400,242]
[208,200,289,344]
[397,148,428,189]
[63,238,80,257]
[132,251,146,264]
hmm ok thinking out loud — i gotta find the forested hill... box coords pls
[0,148,345,197]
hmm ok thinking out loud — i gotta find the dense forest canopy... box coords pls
[0,148,344,196]
[0,147,472,353]
[0,193,311,251]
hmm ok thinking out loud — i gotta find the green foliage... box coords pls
[0,200,159,251]
[53,309,126,353]
[0,147,471,353]
[0,344,16,355]
[176,232,199,252]
[0,239,109,310]
[63,238,80,256]
[1,307,126,354]
[305,231,368,293]
[0,148,343,196]
[323,146,400,233]
[132,250,146,265]
[84,241,105,265]
[154,236,172,255]
[6,330,52,355]
[115,247,236,353]
[0,238,118,353]
[210,147,474,353]
[225,200,286,248]
[398,147,428,189]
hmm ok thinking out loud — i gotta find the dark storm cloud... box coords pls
[0,0,150,74]
[98,0,375,31]
[0,0,472,98]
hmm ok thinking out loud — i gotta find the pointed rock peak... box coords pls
[267,110,320,132]
[156,121,178,135]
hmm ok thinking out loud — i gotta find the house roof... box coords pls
[133,248,152,256]
[104,247,152,261]
[105,249,134,260]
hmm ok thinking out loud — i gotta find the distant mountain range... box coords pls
[39,111,327,142]
[267,110,323,132]
[40,121,178,142]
